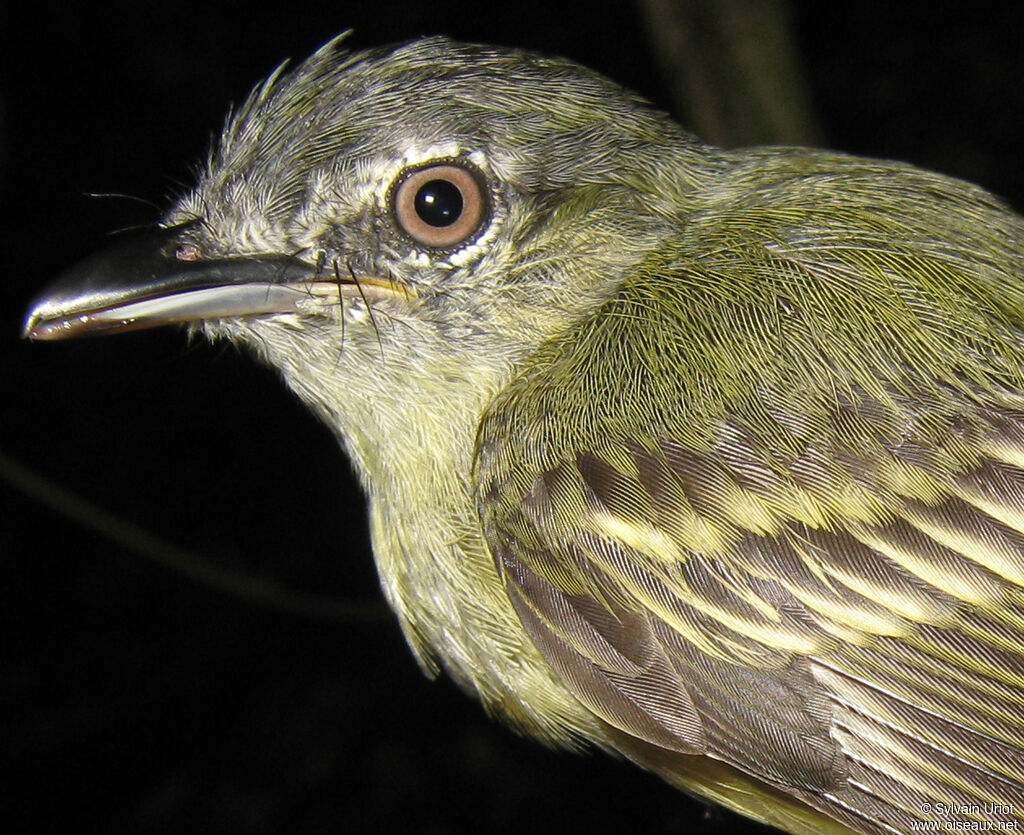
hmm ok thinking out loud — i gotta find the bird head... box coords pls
[25,36,717,443]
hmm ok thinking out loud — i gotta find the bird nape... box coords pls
[23,35,1024,835]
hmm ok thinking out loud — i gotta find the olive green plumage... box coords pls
[25,36,1024,834]
[477,149,1024,832]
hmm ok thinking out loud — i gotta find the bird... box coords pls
[23,34,1024,834]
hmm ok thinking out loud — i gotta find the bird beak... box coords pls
[23,222,406,340]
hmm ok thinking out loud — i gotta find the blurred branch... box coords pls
[0,448,386,622]
[637,0,821,147]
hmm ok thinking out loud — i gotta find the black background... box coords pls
[4,3,1024,833]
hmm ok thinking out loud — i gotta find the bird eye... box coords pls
[393,162,488,249]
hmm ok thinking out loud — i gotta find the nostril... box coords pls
[175,243,201,262]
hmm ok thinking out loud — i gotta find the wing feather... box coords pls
[483,426,1024,830]
[474,164,1024,831]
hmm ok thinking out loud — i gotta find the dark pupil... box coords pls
[414,179,463,227]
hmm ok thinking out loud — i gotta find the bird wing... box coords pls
[473,166,1024,834]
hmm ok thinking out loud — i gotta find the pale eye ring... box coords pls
[392,162,488,249]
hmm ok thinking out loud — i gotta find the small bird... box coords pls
[24,36,1024,834]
